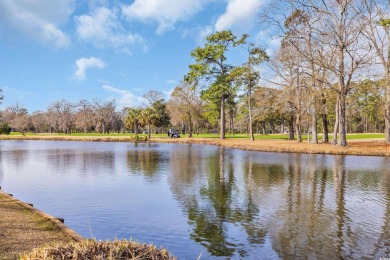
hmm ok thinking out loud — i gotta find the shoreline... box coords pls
[0,189,82,242]
[0,189,176,259]
[153,137,390,157]
[0,189,81,259]
[0,134,389,157]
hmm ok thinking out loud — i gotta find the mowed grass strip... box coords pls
[4,132,386,140]
[1,132,388,156]
[153,137,390,156]
[0,193,74,259]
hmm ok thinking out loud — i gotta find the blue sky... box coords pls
[0,0,279,112]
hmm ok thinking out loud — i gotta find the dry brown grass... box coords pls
[1,134,389,156]
[153,137,390,157]
[0,191,176,260]
[0,193,77,260]
[21,240,176,260]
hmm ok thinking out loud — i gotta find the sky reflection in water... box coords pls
[0,141,389,259]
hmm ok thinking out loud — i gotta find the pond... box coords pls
[0,140,389,259]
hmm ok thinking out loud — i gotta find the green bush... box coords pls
[0,123,11,135]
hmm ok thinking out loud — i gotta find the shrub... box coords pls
[0,123,11,135]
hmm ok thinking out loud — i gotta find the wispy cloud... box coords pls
[162,89,174,100]
[1,86,34,108]
[75,57,106,80]
[255,30,281,57]
[102,85,147,109]
[0,0,73,47]
[215,0,265,32]
[166,79,177,84]
[197,25,213,44]
[122,0,206,35]
[75,7,144,53]
[196,0,265,44]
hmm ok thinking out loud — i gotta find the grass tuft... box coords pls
[21,239,177,260]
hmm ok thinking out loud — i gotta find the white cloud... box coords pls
[122,0,206,35]
[102,85,147,109]
[215,0,265,32]
[162,89,174,100]
[75,7,144,52]
[75,57,106,80]
[166,79,177,84]
[197,25,213,44]
[0,0,73,47]
[1,86,34,105]
[255,30,281,57]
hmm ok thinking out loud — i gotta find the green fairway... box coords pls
[342,133,385,139]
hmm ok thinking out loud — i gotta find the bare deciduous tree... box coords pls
[76,99,93,133]
[362,0,390,142]
[93,100,116,134]
[48,99,75,134]
[169,80,202,137]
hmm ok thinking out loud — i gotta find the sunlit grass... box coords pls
[160,133,385,140]
[5,132,385,140]
[343,133,384,139]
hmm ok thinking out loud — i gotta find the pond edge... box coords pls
[0,188,82,242]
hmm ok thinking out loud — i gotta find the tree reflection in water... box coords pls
[371,158,390,258]
[166,146,390,258]
[127,144,166,182]
[1,142,390,258]
[168,147,268,257]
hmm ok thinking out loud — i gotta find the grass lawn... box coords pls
[2,131,389,158]
[5,132,385,140]
[155,133,385,140]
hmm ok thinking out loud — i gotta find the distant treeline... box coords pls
[0,78,385,139]
[1,0,389,147]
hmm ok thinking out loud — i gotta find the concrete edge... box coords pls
[0,189,82,243]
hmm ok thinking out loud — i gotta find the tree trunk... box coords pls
[338,93,347,147]
[84,112,87,134]
[188,113,193,138]
[220,94,225,139]
[228,109,233,136]
[311,111,318,144]
[296,114,302,142]
[332,99,339,145]
[288,115,294,140]
[322,113,329,143]
[248,84,254,141]
[336,27,347,147]
[231,113,234,136]
[148,123,151,140]
[385,74,390,142]
[322,96,329,143]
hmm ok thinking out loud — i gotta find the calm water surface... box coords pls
[0,141,389,259]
